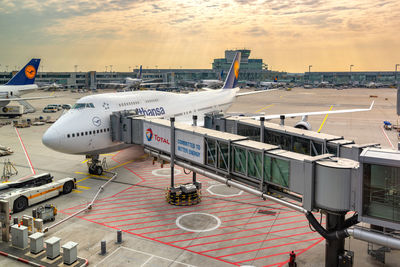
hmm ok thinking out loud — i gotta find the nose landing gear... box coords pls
[86,155,107,175]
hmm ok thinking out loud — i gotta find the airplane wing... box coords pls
[98,82,126,87]
[140,82,173,86]
[236,89,279,97]
[246,101,374,120]
[0,96,57,102]
[200,87,214,91]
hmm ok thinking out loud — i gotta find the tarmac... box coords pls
[0,87,399,267]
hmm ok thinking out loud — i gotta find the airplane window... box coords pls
[89,131,92,134]
[85,132,88,135]
[73,103,86,109]
[67,134,70,138]
[89,103,95,108]
[77,133,80,137]
[72,133,75,137]
[107,128,110,132]
[97,130,99,133]
[81,132,84,136]
[100,129,103,133]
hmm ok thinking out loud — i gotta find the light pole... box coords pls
[129,66,131,72]
[109,65,113,73]
[308,65,312,83]
[350,64,354,84]
[396,64,399,85]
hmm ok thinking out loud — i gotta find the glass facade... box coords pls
[363,163,400,224]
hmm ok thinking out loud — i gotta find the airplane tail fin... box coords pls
[222,52,241,89]
[5,58,41,85]
[137,65,142,79]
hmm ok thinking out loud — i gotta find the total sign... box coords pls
[143,122,171,153]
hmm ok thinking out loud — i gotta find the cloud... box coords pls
[245,26,268,36]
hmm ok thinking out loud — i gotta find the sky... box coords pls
[0,0,399,73]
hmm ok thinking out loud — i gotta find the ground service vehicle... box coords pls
[0,105,24,117]
[0,173,76,213]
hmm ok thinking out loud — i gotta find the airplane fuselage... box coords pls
[42,88,238,155]
[0,84,38,97]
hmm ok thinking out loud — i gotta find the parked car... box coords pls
[62,104,72,110]
[43,105,58,113]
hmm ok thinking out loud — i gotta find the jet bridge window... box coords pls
[362,163,400,224]
[264,155,290,188]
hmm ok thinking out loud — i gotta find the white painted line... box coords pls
[176,212,221,233]
[207,184,243,197]
[140,255,154,267]
[95,247,121,267]
[95,246,195,267]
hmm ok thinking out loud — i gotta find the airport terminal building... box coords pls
[0,50,283,89]
[0,50,399,88]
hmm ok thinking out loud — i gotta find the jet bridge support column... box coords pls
[192,115,197,184]
[325,212,346,267]
[170,117,175,187]
[260,117,265,143]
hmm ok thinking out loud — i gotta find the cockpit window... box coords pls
[72,103,95,109]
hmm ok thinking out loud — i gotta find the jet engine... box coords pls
[294,115,312,130]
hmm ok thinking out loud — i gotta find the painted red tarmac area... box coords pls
[61,149,324,266]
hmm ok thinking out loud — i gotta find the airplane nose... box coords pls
[42,127,61,150]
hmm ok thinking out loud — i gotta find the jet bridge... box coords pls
[204,113,380,161]
[110,111,400,267]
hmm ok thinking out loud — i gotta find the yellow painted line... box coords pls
[280,95,283,98]
[76,176,91,183]
[77,185,91,190]
[106,159,135,171]
[100,153,115,156]
[50,92,55,96]
[317,105,333,133]
[255,104,274,113]
[81,159,88,164]
[74,171,111,179]
[72,189,83,193]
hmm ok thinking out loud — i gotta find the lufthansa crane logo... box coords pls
[145,128,153,141]
[92,116,101,127]
[25,65,36,79]
[234,61,239,79]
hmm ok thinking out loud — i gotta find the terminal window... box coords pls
[363,163,400,223]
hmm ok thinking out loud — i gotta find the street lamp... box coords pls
[350,65,354,84]
[395,64,400,84]
[105,66,108,72]
[109,65,113,73]
[308,65,312,82]
[129,66,131,72]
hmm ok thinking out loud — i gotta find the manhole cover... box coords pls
[207,184,243,197]
[152,168,181,176]
[176,213,221,232]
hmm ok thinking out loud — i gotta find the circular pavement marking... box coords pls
[152,168,181,176]
[176,212,221,232]
[207,184,243,197]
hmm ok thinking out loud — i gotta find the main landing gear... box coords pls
[86,155,107,175]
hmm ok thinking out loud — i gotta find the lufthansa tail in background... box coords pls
[0,58,56,107]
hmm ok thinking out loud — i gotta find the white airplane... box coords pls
[196,70,224,89]
[99,65,171,90]
[0,58,55,108]
[42,52,374,175]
